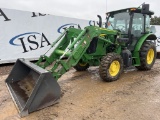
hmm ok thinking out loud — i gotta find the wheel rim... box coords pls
[79,62,87,67]
[147,48,154,64]
[109,60,120,77]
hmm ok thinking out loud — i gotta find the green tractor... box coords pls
[6,4,157,117]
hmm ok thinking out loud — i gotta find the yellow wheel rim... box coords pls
[109,60,120,77]
[79,62,87,67]
[147,48,154,64]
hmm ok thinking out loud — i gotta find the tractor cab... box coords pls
[106,4,155,50]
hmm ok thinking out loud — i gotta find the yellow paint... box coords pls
[99,34,106,37]
[100,28,114,32]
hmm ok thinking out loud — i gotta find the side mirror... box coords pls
[150,26,156,34]
[141,4,149,14]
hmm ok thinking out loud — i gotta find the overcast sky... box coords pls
[0,0,159,21]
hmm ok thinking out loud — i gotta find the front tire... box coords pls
[99,53,123,82]
[136,41,156,70]
[74,60,89,71]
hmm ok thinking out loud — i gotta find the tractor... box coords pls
[6,4,157,117]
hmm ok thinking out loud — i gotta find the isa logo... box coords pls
[9,32,51,53]
[57,23,78,33]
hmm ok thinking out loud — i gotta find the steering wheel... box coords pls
[132,25,138,30]
[132,25,142,30]
[115,25,125,32]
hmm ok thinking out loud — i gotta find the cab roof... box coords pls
[107,7,154,16]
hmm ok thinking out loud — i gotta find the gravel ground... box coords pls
[0,60,160,120]
[0,64,13,75]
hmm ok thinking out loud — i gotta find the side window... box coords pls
[132,13,144,37]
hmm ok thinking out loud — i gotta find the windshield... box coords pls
[107,12,130,34]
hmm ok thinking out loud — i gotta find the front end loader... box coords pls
[6,4,157,117]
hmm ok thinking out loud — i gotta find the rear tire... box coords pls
[136,41,156,70]
[74,61,89,71]
[99,53,123,82]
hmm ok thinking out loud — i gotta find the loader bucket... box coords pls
[5,59,61,117]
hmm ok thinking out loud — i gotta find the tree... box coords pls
[150,16,160,25]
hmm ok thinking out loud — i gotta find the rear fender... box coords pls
[133,33,157,65]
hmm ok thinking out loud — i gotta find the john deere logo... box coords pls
[9,32,51,53]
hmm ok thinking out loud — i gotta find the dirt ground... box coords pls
[0,60,160,120]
